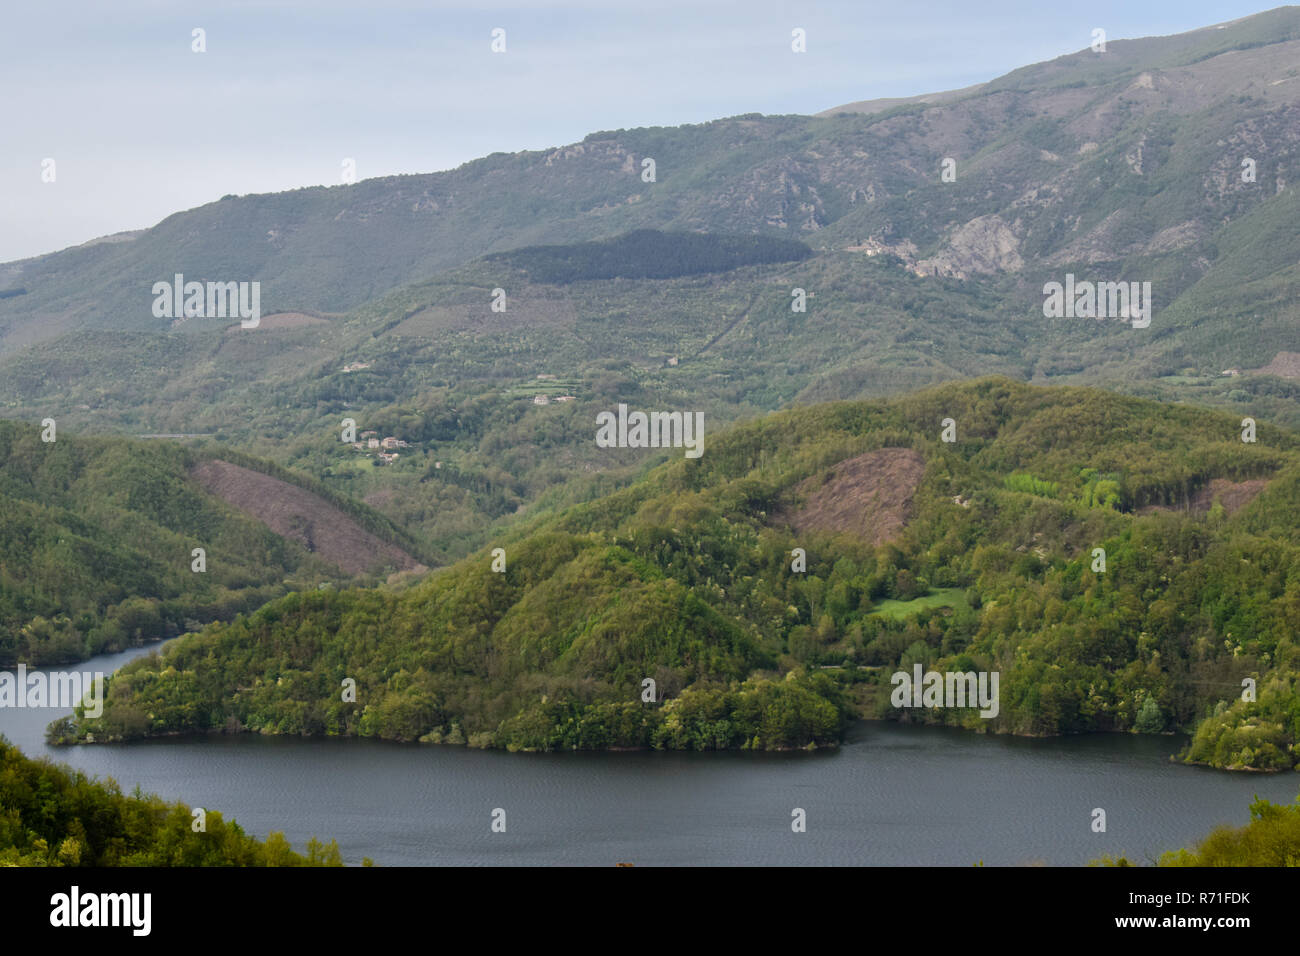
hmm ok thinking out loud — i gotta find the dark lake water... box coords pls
[2,642,1296,866]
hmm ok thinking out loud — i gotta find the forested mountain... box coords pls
[0,233,1031,564]
[484,230,813,282]
[5,224,1298,575]
[10,2,1300,885]
[54,379,1300,770]
[2,6,1298,377]
[0,422,421,664]
[4,9,1300,585]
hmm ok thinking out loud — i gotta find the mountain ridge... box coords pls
[3,7,1298,364]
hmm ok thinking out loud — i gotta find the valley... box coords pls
[2,6,1300,875]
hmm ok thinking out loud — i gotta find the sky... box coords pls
[0,0,1282,262]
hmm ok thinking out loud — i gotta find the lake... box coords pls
[2,642,1296,866]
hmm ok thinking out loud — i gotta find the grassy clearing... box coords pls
[870,587,969,620]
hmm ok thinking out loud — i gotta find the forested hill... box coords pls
[58,378,1300,770]
[0,422,423,665]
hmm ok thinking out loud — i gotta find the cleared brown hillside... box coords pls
[781,447,927,545]
[191,460,423,576]
[1139,477,1270,517]
[1256,351,1300,380]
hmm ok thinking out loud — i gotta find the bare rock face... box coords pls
[1047,215,1207,266]
[917,215,1025,277]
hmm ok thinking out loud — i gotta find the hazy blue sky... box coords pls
[0,0,1281,261]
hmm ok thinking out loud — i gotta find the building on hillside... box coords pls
[533,394,551,405]
[555,395,576,402]
[368,438,380,449]
[667,356,679,367]
[536,373,556,380]
[361,430,377,438]
[342,362,372,373]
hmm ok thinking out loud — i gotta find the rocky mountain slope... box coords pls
[2,8,1297,365]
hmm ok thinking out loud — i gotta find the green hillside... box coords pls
[0,422,418,664]
[54,379,1300,769]
[0,242,1033,564]
[6,228,1296,576]
[4,10,1300,580]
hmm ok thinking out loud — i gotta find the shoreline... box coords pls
[46,716,1289,773]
